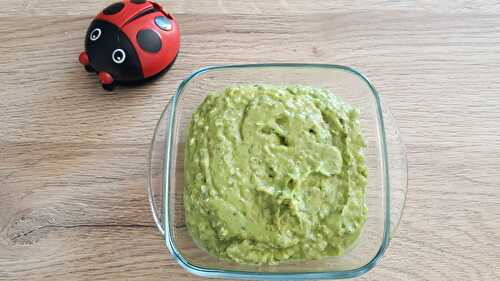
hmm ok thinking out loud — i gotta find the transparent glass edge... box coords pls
[161,63,392,280]
[147,101,170,236]
[382,101,408,239]
[163,87,177,250]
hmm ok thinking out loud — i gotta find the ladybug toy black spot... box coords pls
[79,0,180,91]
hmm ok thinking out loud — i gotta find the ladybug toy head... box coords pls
[79,0,180,91]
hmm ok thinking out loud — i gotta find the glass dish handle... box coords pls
[382,102,408,239]
[147,101,172,236]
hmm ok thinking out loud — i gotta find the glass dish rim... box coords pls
[161,63,391,280]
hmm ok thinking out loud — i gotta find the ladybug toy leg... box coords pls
[79,52,95,72]
[102,83,116,91]
[85,65,95,73]
[79,51,89,66]
[99,71,115,91]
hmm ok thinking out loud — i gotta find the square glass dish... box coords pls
[147,64,407,280]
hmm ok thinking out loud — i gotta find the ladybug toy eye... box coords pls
[90,28,102,41]
[112,49,126,64]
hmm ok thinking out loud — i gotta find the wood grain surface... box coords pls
[1,0,499,280]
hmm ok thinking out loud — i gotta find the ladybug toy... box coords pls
[79,0,180,91]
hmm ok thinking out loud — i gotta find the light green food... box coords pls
[184,85,368,265]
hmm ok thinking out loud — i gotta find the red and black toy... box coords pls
[79,0,180,90]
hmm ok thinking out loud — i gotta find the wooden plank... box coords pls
[2,0,500,16]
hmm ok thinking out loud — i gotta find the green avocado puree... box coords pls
[184,85,368,264]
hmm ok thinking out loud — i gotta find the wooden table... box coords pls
[1,1,499,280]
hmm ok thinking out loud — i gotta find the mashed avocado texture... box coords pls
[184,85,368,264]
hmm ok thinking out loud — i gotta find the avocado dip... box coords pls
[184,85,368,264]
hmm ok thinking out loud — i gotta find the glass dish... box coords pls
[147,64,407,280]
